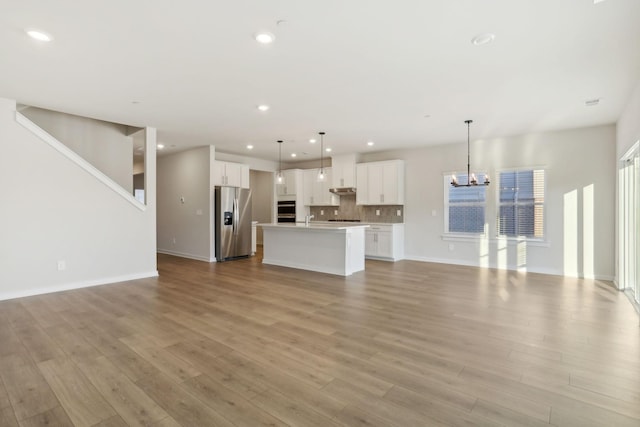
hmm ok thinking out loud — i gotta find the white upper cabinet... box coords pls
[276,169,301,196]
[356,160,404,205]
[213,161,250,188]
[356,163,369,205]
[303,168,339,206]
[331,154,357,188]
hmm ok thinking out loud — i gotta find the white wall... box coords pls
[157,146,215,261]
[0,98,157,300]
[360,125,616,279]
[21,106,134,192]
[617,81,640,158]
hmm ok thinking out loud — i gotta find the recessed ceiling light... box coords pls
[593,0,607,4]
[246,144,254,150]
[471,33,495,46]
[257,104,270,112]
[367,141,375,146]
[309,139,317,144]
[157,144,165,150]
[325,148,332,153]
[291,153,297,158]
[254,32,275,44]
[26,28,52,42]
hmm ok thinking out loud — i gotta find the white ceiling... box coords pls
[1,0,639,162]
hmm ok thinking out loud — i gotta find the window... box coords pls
[444,173,488,234]
[498,169,545,238]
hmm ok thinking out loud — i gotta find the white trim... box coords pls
[403,255,613,281]
[15,112,146,211]
[157,249,215,263]
[441,234,550,247]
[620,140,640,161]
[0,271,159,302]
[440,233,487,241]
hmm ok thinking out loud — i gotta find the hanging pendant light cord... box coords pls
[278,140,282,175]
[319,132,325,174]
[466,120,471,185]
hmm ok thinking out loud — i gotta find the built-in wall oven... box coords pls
[277,200,296,223]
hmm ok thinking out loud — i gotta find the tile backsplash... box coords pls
[309,194,404,223]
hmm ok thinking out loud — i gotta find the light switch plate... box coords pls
[320,210,324,215]
[334,210,338,215]
[376,209,380,216]
[432,209,437,217]
[196,209,203,216]
[396,209,401,216]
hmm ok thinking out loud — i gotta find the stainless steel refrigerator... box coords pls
[214,186,252,261]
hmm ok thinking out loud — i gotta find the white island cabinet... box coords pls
[260,223,368,276]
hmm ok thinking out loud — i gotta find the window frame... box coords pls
[495,167,547,242]
[443,172,489,237]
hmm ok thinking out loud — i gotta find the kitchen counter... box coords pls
[260,222,368,276]
[260,222,369,231]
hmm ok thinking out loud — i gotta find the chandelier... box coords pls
[451,120,490,187]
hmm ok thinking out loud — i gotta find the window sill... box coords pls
[441,234,550,247]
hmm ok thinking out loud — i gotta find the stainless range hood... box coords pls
[329,187,356,195]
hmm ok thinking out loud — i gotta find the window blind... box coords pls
[498,169,545,238]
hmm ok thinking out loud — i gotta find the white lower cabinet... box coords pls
[364,224,404,261]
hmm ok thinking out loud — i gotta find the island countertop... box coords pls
[259,222,369,231]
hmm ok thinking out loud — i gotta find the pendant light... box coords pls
[276,140,284,184]
[317,131,326,182]
[451,120,490,187]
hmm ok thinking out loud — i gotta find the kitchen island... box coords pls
[260,223,368,276]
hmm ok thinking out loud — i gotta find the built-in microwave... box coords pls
[277,201,296,223]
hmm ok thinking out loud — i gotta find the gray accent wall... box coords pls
[157,146,215,261]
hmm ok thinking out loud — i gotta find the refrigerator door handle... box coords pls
[233,198,239,235]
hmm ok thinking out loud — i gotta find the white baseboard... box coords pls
[157,249,214,263]
[403,255,614,281]
[0,271,159,302]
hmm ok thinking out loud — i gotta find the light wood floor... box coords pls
[1,251,639,426]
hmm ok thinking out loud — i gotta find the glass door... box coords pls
[619,142,639,306]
